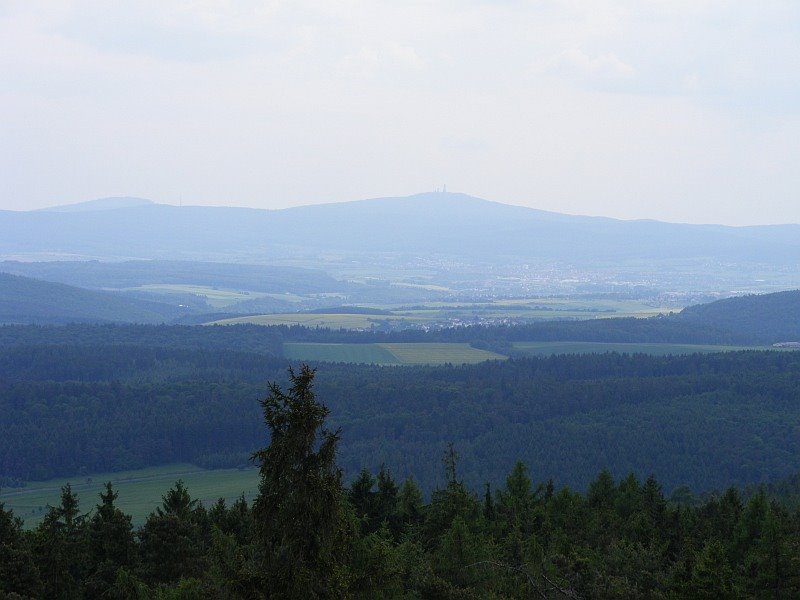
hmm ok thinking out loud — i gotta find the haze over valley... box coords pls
[3,192,800,327]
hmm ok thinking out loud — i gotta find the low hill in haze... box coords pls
[2,192,800,271]
[0,260,347,294]
[677,289,800,344]
[0,272,190,324]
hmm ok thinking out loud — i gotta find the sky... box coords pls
[0,1,798,225]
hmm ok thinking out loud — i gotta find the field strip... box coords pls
[1,464,260,528]
[283,341,507,365]
[379,342,506,365]
[206,313,425,329]
[283,342,400,365]
[0,468,207,499]
[511,341,765,356]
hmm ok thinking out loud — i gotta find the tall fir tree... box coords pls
[0,501,41,597]
[251,365,349,598]
[138,480,208,585]
[85,482,137,597]
[33,484,87,600]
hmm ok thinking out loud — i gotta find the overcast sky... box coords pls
[1,1,798,224]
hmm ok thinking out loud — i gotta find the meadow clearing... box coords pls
[209,313,423,329]
[0,463,259,528]
[511,341,764,356]
[283,342,506,365]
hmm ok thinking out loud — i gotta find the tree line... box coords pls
[0,310,777,359]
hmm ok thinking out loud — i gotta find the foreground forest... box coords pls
[2,367,797,599]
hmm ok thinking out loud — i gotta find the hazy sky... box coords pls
[1,1,798,224]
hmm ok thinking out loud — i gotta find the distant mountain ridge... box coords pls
[2,192,800,268]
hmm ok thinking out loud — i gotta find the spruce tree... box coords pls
[375,465,401,539]
[85,483,137,597]
[251,365,348,598]
[33,484,87,599]
[0,501,42,597]
[397,477,424,531]
[138,480,207,585]
[348,469,377,533]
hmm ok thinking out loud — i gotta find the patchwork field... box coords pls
[512,341,764,356]
[284,342,506,365]
[0,464,259,528]
[208,298,679,329]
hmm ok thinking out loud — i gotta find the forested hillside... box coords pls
[0,259,348,295]
[3,341,800,493]
[0,273,187,325]
[678,289,800,343]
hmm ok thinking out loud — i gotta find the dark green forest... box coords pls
[3,336,800,492]
[2,366,799,599]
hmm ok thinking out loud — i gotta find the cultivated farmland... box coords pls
[207,313,422,329]
[284,342,399,364]
[283,342,506,365]
[205,297,678,330]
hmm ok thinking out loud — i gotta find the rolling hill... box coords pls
[0,272,190,324]
[677,289,800,344]
[0,260,348,294]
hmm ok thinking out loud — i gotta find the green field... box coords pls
[512,341,763,356]
[284,342,400,364]
[120,284,271,308]
[381,343,506,365]
[208,313,424,329]
[380,297,678,321]
[284,342,506,365]
[0,464,259,528]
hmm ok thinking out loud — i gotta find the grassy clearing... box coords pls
[284,342,400,365]
[390,282,453,292]
[283,342,506,365]
[123,284,268,308]
[512,341,763,356]
[381,343,506,365]
[369,297,678,321]
[208,313,423,329]
[0,464,259,528]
